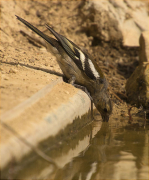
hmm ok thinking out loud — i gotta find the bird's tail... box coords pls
[15,15,56,47]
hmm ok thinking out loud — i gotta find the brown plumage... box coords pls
[16,15,112,121]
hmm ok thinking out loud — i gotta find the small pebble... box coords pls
[9,68,16,74]
[121,113,129,117]
[29,59,35,63]
[65,91,69,94]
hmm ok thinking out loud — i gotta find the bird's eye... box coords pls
[103,108,107,112]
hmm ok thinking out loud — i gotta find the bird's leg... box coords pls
[91,100,94,119]
[68,76,76,84]
[69,76,94,119]
[76,85,94,119]
[68,76,93,101]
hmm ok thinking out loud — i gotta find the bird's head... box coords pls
[92,91,112,122]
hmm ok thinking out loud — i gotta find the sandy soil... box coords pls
[0,0,143,117]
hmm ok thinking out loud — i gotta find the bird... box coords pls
[16,15,112,121]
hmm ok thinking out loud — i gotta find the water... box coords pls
[2,115,148,180]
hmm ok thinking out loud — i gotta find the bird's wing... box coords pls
[16,15,104,80]
[46,24,104,80]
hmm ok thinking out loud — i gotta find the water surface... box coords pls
[2,115,148,180]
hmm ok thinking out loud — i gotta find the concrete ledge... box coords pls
[1,78,63,122]
[0,78,92,169]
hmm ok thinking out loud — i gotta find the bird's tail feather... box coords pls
[15,15,56,47]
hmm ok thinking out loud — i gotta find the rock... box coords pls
[125,31,149,108]
[45,62,48,66]
[125,63,149,108]
[122,19,141,47]
[9,68,17,74]
[139,31,149,64]
[79,0,148,46]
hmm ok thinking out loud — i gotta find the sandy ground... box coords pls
[0,0,144,118]
[1,1,77,114]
